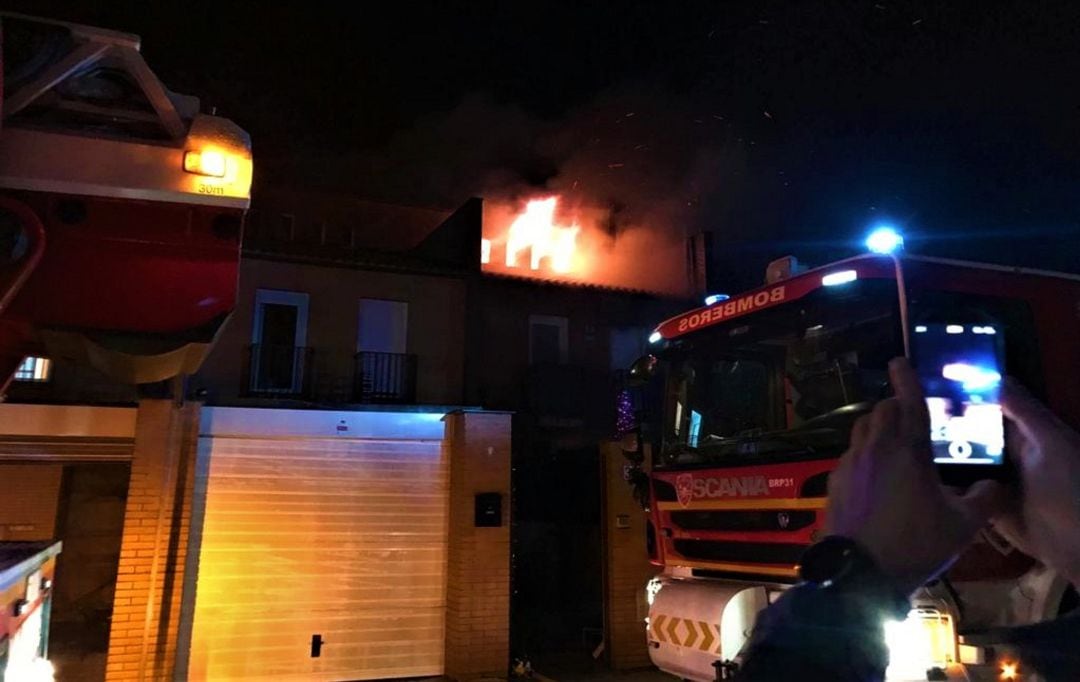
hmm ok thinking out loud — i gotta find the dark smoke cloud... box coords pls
[274,80,748,295]
[268,0,1080,289]
[302,80,744,243]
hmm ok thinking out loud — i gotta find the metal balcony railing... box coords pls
[353,351,417,403]
[245,344,314,398]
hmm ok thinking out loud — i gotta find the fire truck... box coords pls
[0,12,252,393]
[0,13,250,678]
[634,249,1080,680]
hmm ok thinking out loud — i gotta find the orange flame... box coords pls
[503,197,580,274]
[481,194,690,295]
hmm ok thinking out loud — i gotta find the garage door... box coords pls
[184,409,448,681]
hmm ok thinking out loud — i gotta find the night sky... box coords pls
[13,1,1080,289]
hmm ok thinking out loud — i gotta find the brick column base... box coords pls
[104,400,199,681]
[602,442,657,669]
[444,411,512,680]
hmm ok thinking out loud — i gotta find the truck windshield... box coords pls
[659,280,903,468]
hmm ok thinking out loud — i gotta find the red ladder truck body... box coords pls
[0,13,252,392]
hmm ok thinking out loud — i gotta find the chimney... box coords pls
[687,231,712,298]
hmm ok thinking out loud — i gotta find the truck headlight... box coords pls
[645,577,663,606]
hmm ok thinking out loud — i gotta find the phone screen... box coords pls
[913,322,1006,465]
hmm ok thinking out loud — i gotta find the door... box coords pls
[528,315,568,365]
[511,441,603,671]
[356,299,412,401]
[251,290,309,393]
[185,408,449,681]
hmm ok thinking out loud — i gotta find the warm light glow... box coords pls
[1000,662,1018,679]
[184,150,227,177]
[504,197,580,273]
[480,238,492,264]
[884,610,956,680]
[2,657,54,682]
[180,142,253,202]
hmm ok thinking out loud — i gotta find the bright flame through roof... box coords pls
[504,197,580,273]
[478,195,692,295]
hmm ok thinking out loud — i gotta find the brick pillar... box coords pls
[105,400,199,681]
[444,411,512,681]
[602,442,657,669]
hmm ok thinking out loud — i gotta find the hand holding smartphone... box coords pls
[911,316,1012,486]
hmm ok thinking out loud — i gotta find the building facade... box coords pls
[0,186,690,679]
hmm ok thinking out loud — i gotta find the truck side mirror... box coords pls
[627,354,658,387]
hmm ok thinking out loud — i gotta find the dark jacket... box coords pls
[736,583,1080,681]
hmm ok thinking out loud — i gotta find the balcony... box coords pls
[353,351,417,404]
[244,345,314,399]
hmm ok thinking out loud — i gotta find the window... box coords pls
[14,356,51,382]
[529,315,568,365]
[357,299,408,354]
[660,280,902,468]
[271,213,295,242]
[250,290,310,394]
[356,300,414,402]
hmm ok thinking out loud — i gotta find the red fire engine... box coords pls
[0,13,250,678]
[636,251,1080,680]
[0,12,251,393]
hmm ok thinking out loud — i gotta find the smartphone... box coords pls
[911,317,1012,486]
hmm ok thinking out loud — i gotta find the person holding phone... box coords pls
[734,358,1080,681]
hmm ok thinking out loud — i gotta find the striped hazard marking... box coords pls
[649,614,721,653]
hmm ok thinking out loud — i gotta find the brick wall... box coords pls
[104,400,199,681]
[444,411,512,680]
[602,442,657,669]
[0,463,62,540]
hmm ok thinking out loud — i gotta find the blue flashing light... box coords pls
[704,293,730,306]
[865,226,904,255]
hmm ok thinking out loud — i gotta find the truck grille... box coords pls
[670,509,815,532]
[673,539,807,565]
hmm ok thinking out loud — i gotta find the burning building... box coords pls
[479,195,698,297]
[0,180,697,680]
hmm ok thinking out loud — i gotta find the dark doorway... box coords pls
[511,425,604,675]
[50,462,131,682]
[257,303,300,390]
